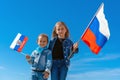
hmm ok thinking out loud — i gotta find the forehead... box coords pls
[38,36,47,40]
[56,24,66,29]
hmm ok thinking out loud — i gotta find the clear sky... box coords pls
[0,0,120,80]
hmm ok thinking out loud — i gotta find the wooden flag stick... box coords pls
[20,52,26,56]
[67,51,74,60]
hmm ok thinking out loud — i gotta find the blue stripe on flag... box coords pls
[19,35,25,41]
[89,16,107,47]
[14,35,25,51]
[14,44,20,51]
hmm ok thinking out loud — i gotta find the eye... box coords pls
[39,40,42,43]
[57,29,60,31]
[61,28,64,30]
[43,41,46,43]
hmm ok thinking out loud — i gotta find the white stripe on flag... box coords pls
[10,33,21,49]
[96,4,110,40]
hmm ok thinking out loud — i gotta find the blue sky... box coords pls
[0,0,120,80]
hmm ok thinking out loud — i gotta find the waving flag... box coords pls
[10,33,28,52]
[81,3,110,54]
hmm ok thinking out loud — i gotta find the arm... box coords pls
[45,50,52,73]
[26,50,36,64]
[67,42,79,60]
[43,50,52,79]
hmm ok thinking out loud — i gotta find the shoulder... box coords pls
[31,50,38,56]
[49,37,57,46]
[64,38,73,44]
[50,37,57,42]
[65,38,72,41]
[43,49,52,54]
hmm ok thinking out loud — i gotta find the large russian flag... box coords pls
[81,3,110,54]
[10,33,28,52]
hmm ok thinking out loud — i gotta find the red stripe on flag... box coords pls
[18,37,28,52]
[81,28,101,54]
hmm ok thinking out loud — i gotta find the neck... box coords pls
[38,46,47,49]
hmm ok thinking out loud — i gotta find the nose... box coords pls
[59,29,63,33]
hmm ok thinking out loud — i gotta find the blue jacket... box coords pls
[28,47,52,73]
[49,37,78,66]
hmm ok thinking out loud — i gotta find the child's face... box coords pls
[56,25,66,38]
[37,36,48,48]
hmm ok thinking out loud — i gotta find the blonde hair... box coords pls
[52,21,70,38]
[37,34,48,43]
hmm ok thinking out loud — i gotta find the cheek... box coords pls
[44,42,48,45]
[63,30,66,34]
[37,42,40,44]
[56,30,59,34]
[64,29,67,33]
[38,42,41,46]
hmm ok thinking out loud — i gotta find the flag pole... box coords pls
[67,3,104,60]
[20,52,26,56]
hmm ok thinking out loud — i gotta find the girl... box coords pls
[49,21,79,80]
[26,34,52,80]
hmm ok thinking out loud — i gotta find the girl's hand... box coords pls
[73,42,79,52]
[43,71,49,79]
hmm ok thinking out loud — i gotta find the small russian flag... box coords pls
[10,33,28,52]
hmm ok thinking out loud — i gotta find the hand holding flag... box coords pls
[67,42,79,60]
[26,54,31,62]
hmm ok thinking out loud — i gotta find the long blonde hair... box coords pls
[52,21,70,38]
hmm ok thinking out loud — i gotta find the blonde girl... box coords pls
[49,21,78,80]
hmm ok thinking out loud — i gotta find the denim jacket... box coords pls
[29,47,52,73]
[49,37,78,66]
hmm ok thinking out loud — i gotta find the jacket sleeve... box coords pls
[68,39,79,59]
[45,50,52,74]
[27,50,36,64]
